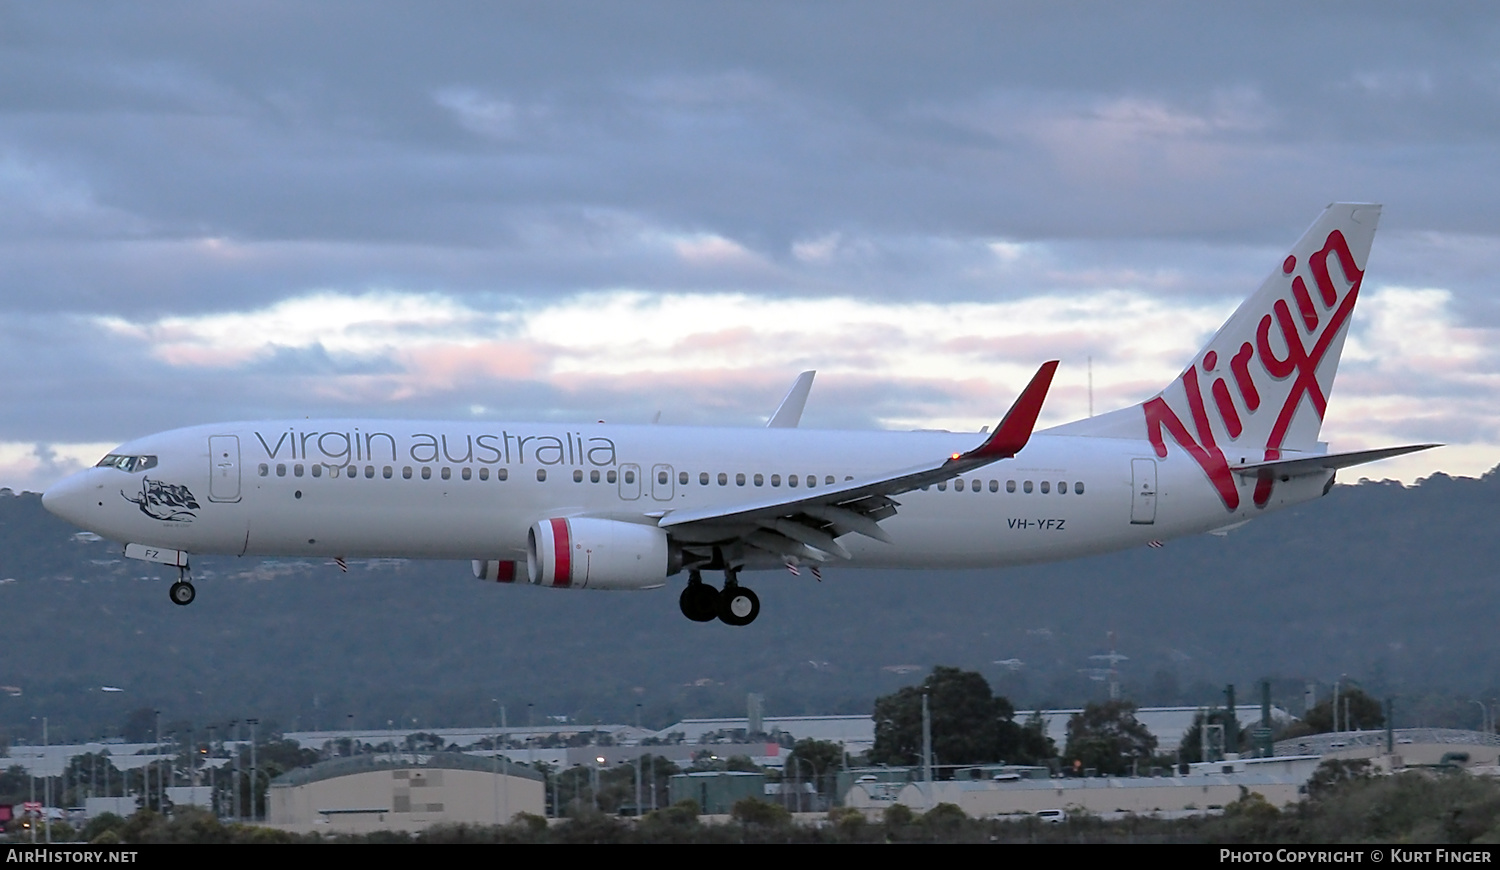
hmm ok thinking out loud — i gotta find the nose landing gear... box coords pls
[678,569,760,626]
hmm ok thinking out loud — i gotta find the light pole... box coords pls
[230,720,240,821]
[154,711,163,814]
[247,718,259,822]
[43,717,51,844]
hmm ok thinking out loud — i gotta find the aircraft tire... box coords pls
[169,581,196,606]
[718,586,759,627]
[679,582,719,622]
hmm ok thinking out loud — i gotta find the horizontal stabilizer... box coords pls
[1231,444,1440,480]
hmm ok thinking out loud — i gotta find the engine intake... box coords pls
[526,517,680,589]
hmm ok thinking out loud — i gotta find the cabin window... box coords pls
[591,470,600,483]
[329,466,340,479]
[989,480,999,492]
[771,474,781,487]
[679,471,689,485]
[498,468,509,481]
[1074,481,1085,495]
[363,465,374,479]
[788,475,798,488]
[699,472,709,485]
[440,467,451,480]
[1056,480,1065,494]
[718,473,728,486]
[954,479,964,492]
[1023,481,1033,493]
[807,474,817,488]
[383,466,393,479]
[276,464,286,477]
[294,464,304,477]
[421,467,431,480]
[972,479,982,493]
[311,465,322,478]
[624,469,635,484]
[479,467,489,481]
[1006,480,1015,493]
[258,463,269,477]
[825,475,835,485]
[1040,481,1050,494]
[402,466,412,480]
[753,473,764,487]
[936,482,947,491]
[536,469,547,482]
[461,467,472,481]
[737,473,746,486]
[605,470,615,484]
[573,470,583,483]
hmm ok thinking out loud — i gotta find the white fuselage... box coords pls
[41,418,1331,570]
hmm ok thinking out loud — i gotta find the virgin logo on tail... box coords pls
[1144,228,1367,511]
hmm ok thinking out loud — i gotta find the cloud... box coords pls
[3,3,1500,492]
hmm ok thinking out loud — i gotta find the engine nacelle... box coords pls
[471,560,522,583]
[526,518,678,589]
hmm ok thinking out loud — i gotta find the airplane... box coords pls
[41,203,1437,626]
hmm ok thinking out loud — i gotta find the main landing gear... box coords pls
[169,566,196,606]
[679,569,760,627]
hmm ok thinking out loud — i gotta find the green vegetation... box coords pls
[870,666,1053,767]
[1062,700,1157,776]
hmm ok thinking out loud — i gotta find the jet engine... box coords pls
[526,517,682,589]
[471,560,523,583]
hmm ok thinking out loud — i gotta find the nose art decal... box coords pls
[122,478,201,523]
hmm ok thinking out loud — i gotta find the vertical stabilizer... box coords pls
[767,371,816,428]
[1050,203,1381,510]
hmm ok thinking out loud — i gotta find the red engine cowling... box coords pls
[471,560,522,583]
[526,518,678,589]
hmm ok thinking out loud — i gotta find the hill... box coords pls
[0,468,1496,742]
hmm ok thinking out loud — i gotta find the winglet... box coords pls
[767,371,816,428]
[957,361,1059,461]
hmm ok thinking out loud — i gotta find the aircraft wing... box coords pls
[766,371,816,428]
[658,362,1058,564]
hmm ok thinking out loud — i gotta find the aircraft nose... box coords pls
[42,469,101,526]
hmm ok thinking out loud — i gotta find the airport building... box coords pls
[267,752,544,835]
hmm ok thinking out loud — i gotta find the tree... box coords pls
[870,666,1053,767]
[1301,687,1385,734]
[1178,710,1248,763]
[787,738,844,799]
[1062,700,1157,776]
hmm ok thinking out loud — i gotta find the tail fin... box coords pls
[1051,203,1381,509]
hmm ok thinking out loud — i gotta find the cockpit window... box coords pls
[95,454,158,473]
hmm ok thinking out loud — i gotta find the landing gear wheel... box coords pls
[718,585,759,626]
[169,581,196,606]
[679,574,720,622]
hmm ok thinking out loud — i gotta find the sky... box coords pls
[2,1,1499,492]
